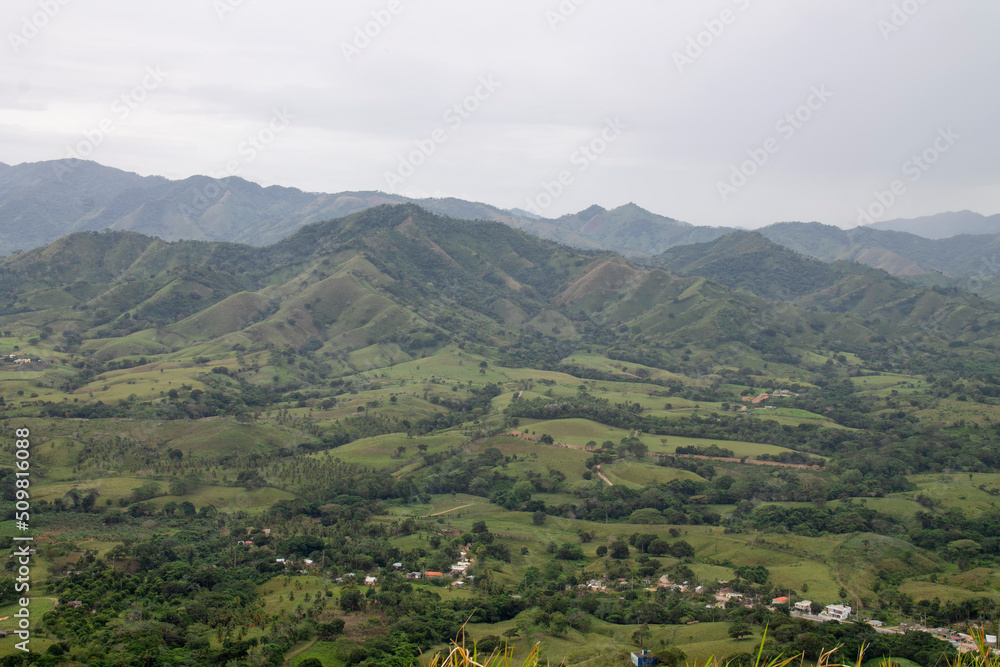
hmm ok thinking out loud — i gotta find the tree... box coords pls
[632,623,651,650]
[659,646,687,667]
[510,481,534,504]
[339,585,364,613]
[609,541,630,560]
[539,433,554,445]
[317,619,346,639]
[555,544,584,560]
[729,622,752,641]
[532,511,547,526]
[299,660,323,667]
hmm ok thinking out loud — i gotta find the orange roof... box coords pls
[772,597,789,603]
[425,572,443,577]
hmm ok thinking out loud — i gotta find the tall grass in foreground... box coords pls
[947,628,999,667]
[424,634,541,667]
[429,624,1000,667]
[683,627,865,667]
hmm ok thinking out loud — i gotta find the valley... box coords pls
[1,204,1000,666]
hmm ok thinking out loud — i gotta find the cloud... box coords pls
[1,0,997,227]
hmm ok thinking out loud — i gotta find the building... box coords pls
[425,571,444,578]
[794,600,812,613]
[824,604,852,620]
[771,596,789,605]
[632,650,658,667]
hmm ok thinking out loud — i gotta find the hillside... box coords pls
[507,203,732,258]
[5,159,1000,298]
[4,206,1000,665]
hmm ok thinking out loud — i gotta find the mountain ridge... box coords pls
[3,158,999,289]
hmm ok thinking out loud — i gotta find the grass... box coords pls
[904,473,1000,516]
[898,580,1000,604]
[602,461,707,487]
[320,432,467,469]
[288,641,347,666]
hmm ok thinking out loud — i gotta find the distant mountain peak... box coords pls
[575,204,607,219]
[864,211,1000,240]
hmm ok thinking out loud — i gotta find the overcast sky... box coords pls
[1,0,998,228]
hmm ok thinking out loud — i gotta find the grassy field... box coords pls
[463,617,763,666]
[904,473,1000,516]
[899,580,1000,604]
[515,418,802,460]
[602,461,706,487]
[319,431,467,469]
[0,597,57,654]
[288,640,347,667]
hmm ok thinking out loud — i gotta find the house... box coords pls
[364,576,377,585]
[425,571,444,578]
[987,635,997,646]
[868,620,885,628]
[824,604,852,620]
[771,596,789,605]
[631,650,658,667]
[794,600,812,613]
[67,601,83,608]
[392,562,403,569]
[406,572,422,579]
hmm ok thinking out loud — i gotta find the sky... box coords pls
[1,0,998,228]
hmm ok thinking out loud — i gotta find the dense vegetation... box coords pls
[2,205,1000,666]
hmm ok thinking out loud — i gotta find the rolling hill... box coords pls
[4,204,1000,389]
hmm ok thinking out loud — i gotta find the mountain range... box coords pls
[2,158,998,290]
[4,203,1000,390]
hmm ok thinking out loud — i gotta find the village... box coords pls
[232,532,998,656]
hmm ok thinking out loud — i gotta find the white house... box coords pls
[824,604,852,620]
[794,600,812,613]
